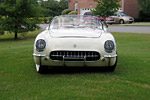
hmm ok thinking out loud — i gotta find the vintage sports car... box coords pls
[33,15,117,74]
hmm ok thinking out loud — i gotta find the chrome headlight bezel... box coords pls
[35,39,46,52]
[104,40,115,53]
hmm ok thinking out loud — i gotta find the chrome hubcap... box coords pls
[120,20,124,24]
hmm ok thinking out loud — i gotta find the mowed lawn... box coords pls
[0,31,150,100]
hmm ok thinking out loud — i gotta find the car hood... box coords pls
[50,29,103,38]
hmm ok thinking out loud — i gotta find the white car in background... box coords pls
[33,15,117,74]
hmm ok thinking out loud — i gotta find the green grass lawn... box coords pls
[0,31,150,100]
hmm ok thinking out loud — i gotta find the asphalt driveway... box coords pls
[39,24,49,30]
[108,26,150,34]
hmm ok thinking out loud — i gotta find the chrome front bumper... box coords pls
[33,53,117,67]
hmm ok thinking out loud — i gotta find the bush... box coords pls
[44,17,54,24]
[68,11,77,15]
[0,25,4,35]
[44,17,50,23]
[37,17,54,24]
[138,11,150,22]
[0,31,4,35]
[61,9,72,15]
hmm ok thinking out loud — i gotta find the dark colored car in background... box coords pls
[105,17,115,24]
[84,12,115,24]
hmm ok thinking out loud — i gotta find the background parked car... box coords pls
[83,12,115,24]
[84,12,104,20]
[111,11,134,24]
[105,17,115,24]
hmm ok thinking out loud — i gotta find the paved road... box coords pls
[39,24,49,30]
[39,24,150,34]
[108,26,150,34]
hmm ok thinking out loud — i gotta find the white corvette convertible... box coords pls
[33,15,117,74]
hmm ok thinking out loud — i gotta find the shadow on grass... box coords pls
[0,30,42,42]
[0,37,34,42]
[44,67,113,75]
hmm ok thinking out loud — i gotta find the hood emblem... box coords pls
[73,44,77,48]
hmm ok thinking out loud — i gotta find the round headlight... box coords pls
[36,39,46,52]
[104,40,115,53]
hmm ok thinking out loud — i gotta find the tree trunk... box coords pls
[15,32,18,40]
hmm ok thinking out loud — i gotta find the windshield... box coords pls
[119,12,127,16]
[50,15,102,30]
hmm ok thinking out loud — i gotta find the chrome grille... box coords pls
[50,51,100,62]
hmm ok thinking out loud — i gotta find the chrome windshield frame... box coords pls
[50,15,103,31]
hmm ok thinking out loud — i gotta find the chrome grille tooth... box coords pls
[60,52,61,56]
[94,52,96,60]
[71,51,72,57]
[91,52,93,61]
[74,52,76,57]
[79,52,81,57]
[67,51,68,57]
[68,51,70,57]
[63,51,65,56]
[76,51,77,57]
[57,51,58,60]
[73,52,74,57]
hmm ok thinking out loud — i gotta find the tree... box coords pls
[137,0,150,21]
[68,11,77,15]
[0,0,4,4]
[92,0,121,18]
[41,0,68,17]
[61,9,72,15]
[59,0,68,11]
[0,0,44,39]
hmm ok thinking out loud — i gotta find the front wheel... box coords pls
[119,19,124,24]
[36,64,48,74]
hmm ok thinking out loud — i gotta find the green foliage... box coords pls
[0,0,44,39]
[61,9,72,15]
[41,0,68,17]
[0,30,42,40]
[0,28,4,35]
[137,0,150,21]
[43,17,54,24]
[68,11,77,15]
[93,0,121,18]
[137,0,150,14]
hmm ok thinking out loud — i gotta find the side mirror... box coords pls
[46,26,49,30]
[102,21,108,31]
[103,26,107,31]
